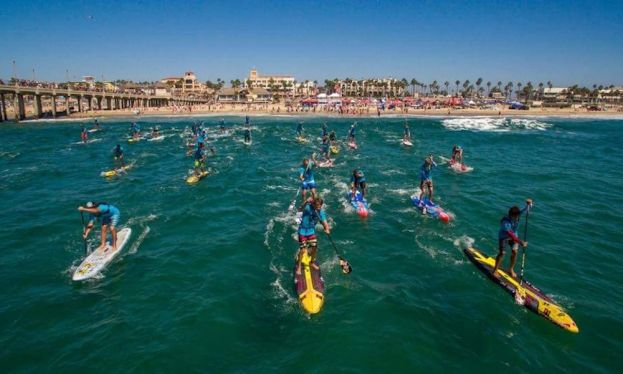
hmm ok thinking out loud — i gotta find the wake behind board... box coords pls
[294,251,325,314]
[410,195,450,222]
[73,227,132,281]
[186,170,209,185]
[448,159,473,173]
[347,191,369,217]
[463,247,579,333]
[101,165,131,178]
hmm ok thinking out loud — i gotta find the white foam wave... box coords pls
[453,235,475,249]
[442,117,552,132]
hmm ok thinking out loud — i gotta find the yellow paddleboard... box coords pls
[464,247,578,333]
[294,250,325,314]
[330,145,339,154]
[186,170,209,185]
[101,165,131,177]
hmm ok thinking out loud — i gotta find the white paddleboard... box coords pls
[72,227,132,281]
[402,140,413,146]
[147,135,165,142]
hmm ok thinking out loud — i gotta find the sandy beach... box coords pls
[6,102,623,122]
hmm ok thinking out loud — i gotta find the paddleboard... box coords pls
[101,165,131,177]
[296,136,307,143]
[88,128,101,133]
[463,247,579,333]
[348,142,358,150]
[330,145,340,154]
[402,139,413,146]
[347,191,369,217]
[294,250,325,314]
[244,139,253,146]
[186,170,209,185]
[127,137,141,143]
[317,159,334,168]
[410,195,450,222]
[147,135,165,142]
[73,227,132,281]
[74,138,102,145]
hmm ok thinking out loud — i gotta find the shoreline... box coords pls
[7,106,623,124]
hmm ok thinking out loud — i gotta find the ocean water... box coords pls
[0,115,622,372]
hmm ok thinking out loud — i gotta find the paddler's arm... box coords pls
[321,220,330,235]
[78,206,100,215]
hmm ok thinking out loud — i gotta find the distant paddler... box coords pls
[320,134,331,162]
[219,119,226,133]
[350,169,367,199]
[296,121,304,138]
[321,122,328,137]
[245,115,250,125]
[192,144,208,176]
[494,199,533,278]
[78,201,121,251]
[329,130,336,143]
[80,124,88,143]
[296,197,330,275]
[299,154,318,204]
[403,122,411,143]
[92,119,101,131]
[348,122,357,143]
[130,122,140,139]
[451,145,464,165]
[418,154,437,205]
[151,126,160,138]
[244,123,252,143]
[113,144,126,167]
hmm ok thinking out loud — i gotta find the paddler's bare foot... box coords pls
[311,262,320,270]
[296,267,302,276]
[492,269,501,279]
[508,269,518,279]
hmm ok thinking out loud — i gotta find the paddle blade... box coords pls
[339,257,352,274]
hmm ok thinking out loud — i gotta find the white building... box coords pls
[247,68,295,94]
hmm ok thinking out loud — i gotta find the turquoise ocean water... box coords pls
[0,115,622,372]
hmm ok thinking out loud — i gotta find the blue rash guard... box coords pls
[351,171,366,185]
[404,127,410,137]
[245,116,250,125]
[113,146,123,157]
[296,123,303,135]
[298,204,327,236]
[420,160,437,181]
[349,126,356,138]
[299,162,316,189]
[89,204,121,228]
[498,206,529,242]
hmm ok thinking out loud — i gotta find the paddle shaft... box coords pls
[520,206,530,284]
[80,212,88,255]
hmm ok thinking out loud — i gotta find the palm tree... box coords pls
[517,82,523,101]
[410,79,417,96]
[486,81,491,97]
[538,82,544,99]
[475,78,483,97]
[497,81,502,93]
[547,81,552,90]
[455,80,460,96]
[462,80,470,97]
[444,81,449,96]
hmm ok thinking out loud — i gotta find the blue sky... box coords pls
[1,0,622,87]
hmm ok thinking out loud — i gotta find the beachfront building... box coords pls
[336,78,406,98]
[160,71,207,97]
[246,69,295,96]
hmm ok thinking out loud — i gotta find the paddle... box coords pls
[514,201,532,305]
[520,203,531,284]
[325,232,352,274]
[80,212,88,255]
